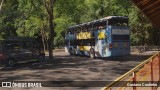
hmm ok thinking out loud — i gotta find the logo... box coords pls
[76,32,92,39]
[98,32,105,39]
[1,82,42,88]
[2,82,12,87]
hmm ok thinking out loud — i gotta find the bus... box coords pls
[65,16,130,58]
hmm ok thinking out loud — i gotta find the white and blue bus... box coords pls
[65,16,130,58]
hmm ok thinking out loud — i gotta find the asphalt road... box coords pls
[0,50,157,90]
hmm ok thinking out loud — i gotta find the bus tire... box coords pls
[5,58,15,67]
[38,53,46,62]
[90,48,95,59]
[69,48,74,55]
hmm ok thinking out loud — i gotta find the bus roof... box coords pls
[4,36,35,41]
[68,16,128,31]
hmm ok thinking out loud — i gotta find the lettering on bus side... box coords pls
[76,32,92,39]
[112,29,129,35]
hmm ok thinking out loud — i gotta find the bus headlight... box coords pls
[109,44,112,49]
[124,43,128,48]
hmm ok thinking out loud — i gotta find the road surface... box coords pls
[0,50,157,90]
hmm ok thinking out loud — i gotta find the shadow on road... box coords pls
[103,54,152,62]
[0,53,153,82]
[1,54,151,70]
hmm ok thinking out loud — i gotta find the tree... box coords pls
[43,0,56,59]
[129,6,154,45]
[0,0,19,39]
[0,0,159,52]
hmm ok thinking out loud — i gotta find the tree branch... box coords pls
[43,0,50,15]
[0,0,4,14]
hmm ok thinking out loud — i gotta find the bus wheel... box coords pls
[38,54,46,62]
[5,58,15,67]
[90,49,95,59]
[69,48,74,55]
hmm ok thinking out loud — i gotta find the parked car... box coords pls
[0,36,45,67]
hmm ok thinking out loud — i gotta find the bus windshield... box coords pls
[112,35,129,41]
[108,18,128,27]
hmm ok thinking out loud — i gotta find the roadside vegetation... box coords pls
[0,0,160,58]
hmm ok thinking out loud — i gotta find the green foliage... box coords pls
[0,0,19,38]
[129,6,154,45]
[0,0,159,47]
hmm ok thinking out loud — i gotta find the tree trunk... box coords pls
[43,0,56,59]
[42,24,46,53]
[48,14,54,59]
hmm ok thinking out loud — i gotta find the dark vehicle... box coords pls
[0,36,45,67]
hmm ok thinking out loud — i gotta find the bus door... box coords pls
[96,39,102,57]
[64,39,70,53]
[65,32,71,53]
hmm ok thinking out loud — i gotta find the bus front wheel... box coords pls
[5,58,15,67]
[90,49,95,59]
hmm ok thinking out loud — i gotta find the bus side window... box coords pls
[5,41,20,50]
[91,31,95,38]
[33,41,39,49]
[90,39,95,46]
[22,41,32,49]
[80,40,83,46]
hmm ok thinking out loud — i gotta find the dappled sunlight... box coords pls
[0,51,154,83]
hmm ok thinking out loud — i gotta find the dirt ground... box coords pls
[0,50,158,90]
